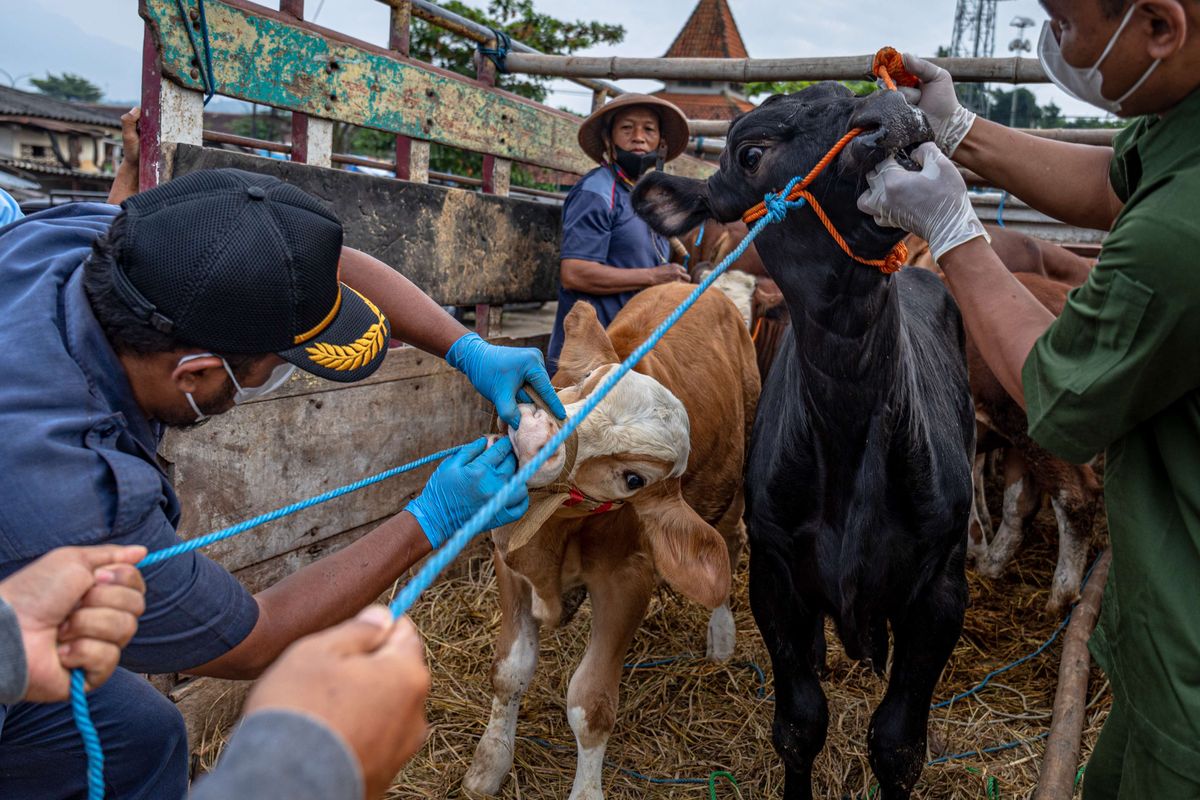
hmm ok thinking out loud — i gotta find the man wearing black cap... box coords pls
[0,167,563,798]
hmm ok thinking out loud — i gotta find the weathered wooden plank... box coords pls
[141,0,713,180]
[503,53,1049,84]
[171,145,561,306]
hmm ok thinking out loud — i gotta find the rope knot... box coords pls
[478,28,512,74]
[882,241,908,274]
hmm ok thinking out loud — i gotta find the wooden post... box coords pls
[389,0,430,182]
[280,0,311,164]
[139,20,164,191]
[473,39,509,338]
[306,118,333,168]
[1033,549,1113,800]
[591,87,609,112]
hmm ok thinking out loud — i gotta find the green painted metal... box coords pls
[142,0,714,179]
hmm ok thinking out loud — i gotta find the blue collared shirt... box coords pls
[0,203,258,675]
[548,165,670,372]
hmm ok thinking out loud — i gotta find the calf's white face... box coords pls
[507,364,690,499]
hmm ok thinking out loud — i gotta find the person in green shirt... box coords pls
[856,1,1200,797]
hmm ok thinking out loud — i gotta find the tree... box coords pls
[338,0,625,185]
[744,80,876,101]
[29,72,103,103]
[984,87,1043,128]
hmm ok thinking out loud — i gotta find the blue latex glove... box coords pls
[406,437,529,548]
[445,332,566,429]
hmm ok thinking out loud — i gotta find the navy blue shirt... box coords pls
[0,203,258,676]
[548,166,670,371]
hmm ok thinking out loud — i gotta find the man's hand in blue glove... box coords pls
[445,333,566,429]
[406,437,529,548]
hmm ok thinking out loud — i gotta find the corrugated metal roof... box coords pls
[0,86,123,128]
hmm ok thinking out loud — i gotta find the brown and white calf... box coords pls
[965,273,1101,613]
[463,283,760,800]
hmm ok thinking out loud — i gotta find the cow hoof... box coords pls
[1046,586,1080,617]
[975,557,1008,580]
[463,740,512,796]
[706,603,736,662]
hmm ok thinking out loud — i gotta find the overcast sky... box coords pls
[0,0,1110,121]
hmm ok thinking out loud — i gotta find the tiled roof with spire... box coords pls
[663,0,749,60]
[650,91,754,121]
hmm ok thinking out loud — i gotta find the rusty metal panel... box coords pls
[172,145,562,305]
[142,0,714,180]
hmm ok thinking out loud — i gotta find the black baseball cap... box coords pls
[110,168,390,382]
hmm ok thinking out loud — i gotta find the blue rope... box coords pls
[137,445,464,567]
[70,670,105,799]
[682,222,707,271]
[73,443,464,799]
[478,28,512,74]
[388,189,795,619]
[996,191,1008,228]
[176,0,217,106]
[927,731,1049,766]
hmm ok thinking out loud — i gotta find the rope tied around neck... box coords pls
[739,47,918,275]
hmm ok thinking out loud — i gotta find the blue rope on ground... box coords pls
[927,731,1049,766]
[388,186,795,619]
[70,670,105,799]
[73,444,464,799]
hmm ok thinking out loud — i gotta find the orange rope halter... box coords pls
[739,47,918,275]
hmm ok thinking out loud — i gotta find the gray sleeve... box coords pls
[190,710,363,800]
[0,598,29,704]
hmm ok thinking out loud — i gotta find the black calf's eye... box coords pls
[624,472,646,490]
[738,146,764,171]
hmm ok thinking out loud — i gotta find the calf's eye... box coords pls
[624,472,646,490]
[738,146,764,171]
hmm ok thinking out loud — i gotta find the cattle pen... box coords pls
[131,2,1114,797]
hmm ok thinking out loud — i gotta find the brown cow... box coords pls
[464,283,760,800]
[965,273,1102,613]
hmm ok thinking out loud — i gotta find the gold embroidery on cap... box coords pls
[304,291,386,371]
[293,290,343,345]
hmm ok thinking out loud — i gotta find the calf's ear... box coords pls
[632,478,730,609]
[632,172,712,237]
[556,301,619,386]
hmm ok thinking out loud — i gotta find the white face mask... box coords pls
[177,353,297,422]
[1037,6,1161,115]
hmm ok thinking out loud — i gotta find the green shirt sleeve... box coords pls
[1109,117,1151,203]
[1022,185,1200,463]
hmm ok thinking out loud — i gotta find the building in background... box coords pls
[652,0,754,123]
[0,85,124,205]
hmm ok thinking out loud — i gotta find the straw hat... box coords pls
[577,94,689,166]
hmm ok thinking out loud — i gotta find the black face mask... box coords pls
[613,146,661,180]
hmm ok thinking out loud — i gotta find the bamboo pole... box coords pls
[687,119,1117,146]
[503,53,1047,84]
[1033,549,1112,800]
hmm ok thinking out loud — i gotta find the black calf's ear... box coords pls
[632,172,712,237]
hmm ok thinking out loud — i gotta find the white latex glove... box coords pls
[900,53,977,157]
[857,142,989,262]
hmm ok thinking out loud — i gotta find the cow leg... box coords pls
[1042,464,1100,614]
[749,546,826,800]
[464,550,541,796]
[566,564,653,800]
[967,451,992,565]
[978,449,1040,578]
[868,559,967,800]
[707,510,746,662]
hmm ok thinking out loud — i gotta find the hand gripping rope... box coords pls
[72,48,916,798]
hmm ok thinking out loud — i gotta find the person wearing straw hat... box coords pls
[548,94,693,372]
[0,166,562,798]
[857,1,1200,797]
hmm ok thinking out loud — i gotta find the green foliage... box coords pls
[982,87,1044,128]
[231,107,287,142]
[745,80,877,100]
[29,72,103,103]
